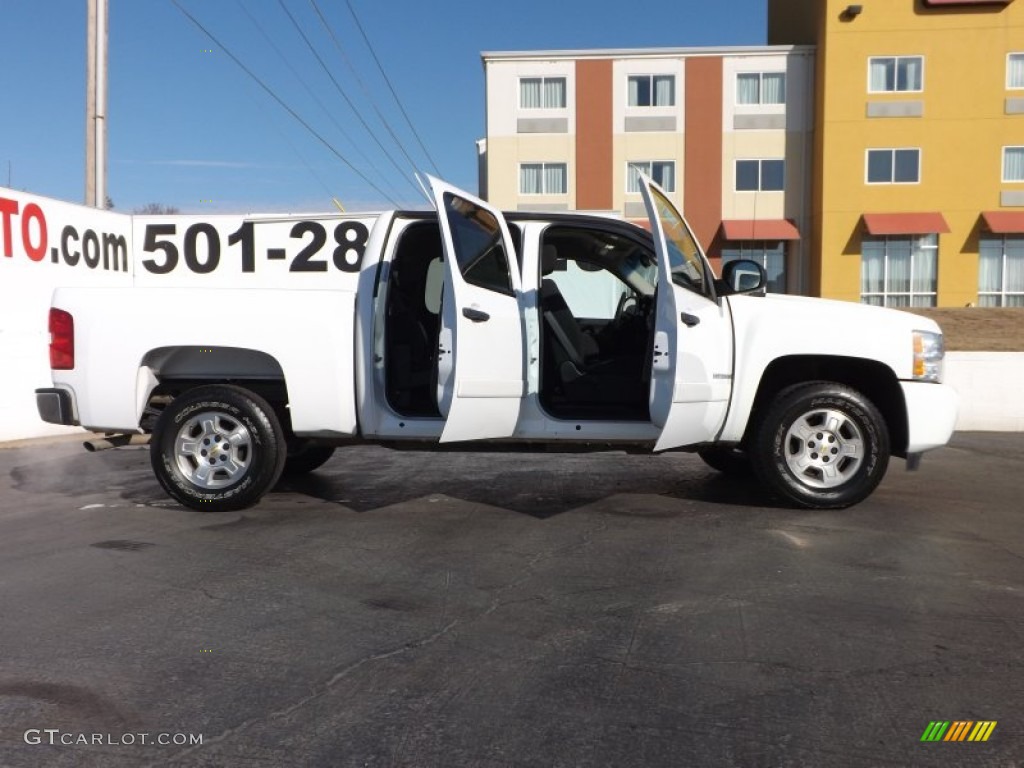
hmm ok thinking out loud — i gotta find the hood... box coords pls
[737,293,943,336]
[726,293,943,381]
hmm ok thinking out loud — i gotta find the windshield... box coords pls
[650,187,707,294]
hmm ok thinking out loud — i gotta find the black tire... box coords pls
[150,385,287,512]
[750,381,890,509]
[697,446,753,476]
[281,441,335,476]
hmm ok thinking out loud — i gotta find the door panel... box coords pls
[428,176,526,443]
[639,178,733,451]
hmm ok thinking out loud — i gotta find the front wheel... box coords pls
[750,382,890,509]
[150,385,287,512]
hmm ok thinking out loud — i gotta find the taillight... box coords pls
[49,308,74,370]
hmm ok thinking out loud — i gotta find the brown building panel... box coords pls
[684,57,724,255]
[575,59,613,211]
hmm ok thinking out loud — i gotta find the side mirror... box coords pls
[719,259,766,295]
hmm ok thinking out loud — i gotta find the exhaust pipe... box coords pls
[83,434,151,452]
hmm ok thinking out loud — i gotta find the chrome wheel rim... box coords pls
[174,411,252,489]
[783,407,864,489]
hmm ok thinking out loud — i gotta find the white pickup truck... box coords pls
[30,176,957,511]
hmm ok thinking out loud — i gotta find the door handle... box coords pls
[680,312,700,327]
[462,307,490,322]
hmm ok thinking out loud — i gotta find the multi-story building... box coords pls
[480,46,816,294]
[481,0,1024,307]
[769,0,1024,307]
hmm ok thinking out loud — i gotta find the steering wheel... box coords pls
[613,291,639,324]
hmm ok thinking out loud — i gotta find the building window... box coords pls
[861,234,938,307]
[520,163,567,195]
[626,161,676,193]
[979,235,1024,306]
[736,72,786,105]
[722,241,787,293]
[1008,53,1024,89]
[627,75,675,107]
[866,149,920,184]
[869,56,923,92]
[519,77,566,109]
[735,159,785,192]
[1004,147,1024,182]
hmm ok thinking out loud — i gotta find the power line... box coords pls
[169,0,400,207]
[234,0,407,205]
[308,0,431,180]
[344,0,442,177]
[274,0,421,197]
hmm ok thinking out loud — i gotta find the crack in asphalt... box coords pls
[143,616,461,768]
[147,519,606,766]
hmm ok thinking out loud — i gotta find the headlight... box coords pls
[912,330,944,382]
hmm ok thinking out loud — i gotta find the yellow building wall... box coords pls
[813,0,1023,306]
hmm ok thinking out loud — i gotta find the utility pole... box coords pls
[85,0,108,208]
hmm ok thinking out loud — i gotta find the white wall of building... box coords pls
[0,188,132,442]
[484,59,577,138]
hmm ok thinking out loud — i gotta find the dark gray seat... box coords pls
[538,245,642,406]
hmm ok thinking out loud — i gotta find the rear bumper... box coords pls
[901,381,958,454]
[36,388,77,426]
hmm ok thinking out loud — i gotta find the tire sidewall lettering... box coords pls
[163,399,266,498]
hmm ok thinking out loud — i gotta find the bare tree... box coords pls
[133,203,180,215]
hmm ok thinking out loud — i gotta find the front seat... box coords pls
[539,244,598,373]
[538,244,638,405]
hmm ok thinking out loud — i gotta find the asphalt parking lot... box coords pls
[0,433,1021,767]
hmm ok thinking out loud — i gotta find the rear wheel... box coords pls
[150,385,287,512]
[282,441,336,476]
[750,382,890,509]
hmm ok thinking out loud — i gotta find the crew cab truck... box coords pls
[32,176,958,511]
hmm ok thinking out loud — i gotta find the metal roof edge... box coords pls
[480,44,816,62]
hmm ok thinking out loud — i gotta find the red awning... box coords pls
[720,219,800,241]
[982,211,1024,234]
[861,212,950,236]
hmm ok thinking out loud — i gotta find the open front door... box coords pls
[639,178,733,451]
[428,176,526,443]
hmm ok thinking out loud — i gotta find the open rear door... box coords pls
[428,176,525,443]
[639,177,733,451]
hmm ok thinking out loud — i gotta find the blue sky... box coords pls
[0,1,768,213]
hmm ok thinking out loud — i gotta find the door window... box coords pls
[649,187,709,296]
[443,193,514,295]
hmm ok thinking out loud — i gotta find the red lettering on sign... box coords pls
[0,197,18,257]
[21,203,48,262]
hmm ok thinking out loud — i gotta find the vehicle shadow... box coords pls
[270,447,779,519]
[6,443,780,519]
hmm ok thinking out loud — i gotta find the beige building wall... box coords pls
[486,134,577,211]
[482,46,815,292]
